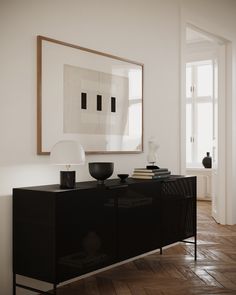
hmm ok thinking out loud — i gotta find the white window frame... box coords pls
[186,59,215,167]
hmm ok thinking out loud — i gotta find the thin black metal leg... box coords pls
[53,284,57,294]
[160,247,162,255]
[13,273,16,295]
[194,234,197,261]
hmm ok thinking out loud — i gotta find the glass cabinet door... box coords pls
[56,188,116,282]
[117,182,161,260]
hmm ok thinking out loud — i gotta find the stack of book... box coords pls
[131,167,171,179]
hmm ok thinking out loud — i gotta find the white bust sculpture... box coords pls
[147,140,159,166]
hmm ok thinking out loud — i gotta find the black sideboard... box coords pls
[13,175,196,294]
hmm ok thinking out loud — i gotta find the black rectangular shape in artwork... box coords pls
[111,97,116,112]
[81,92,87,109]
[97,95,102,111]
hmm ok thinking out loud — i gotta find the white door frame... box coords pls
[212,44,226,224]
[180,22,233,225]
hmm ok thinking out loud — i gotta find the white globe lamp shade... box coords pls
[50,140,85,166]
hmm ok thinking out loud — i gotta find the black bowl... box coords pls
[88,162,114,184]
[117,174,129,182]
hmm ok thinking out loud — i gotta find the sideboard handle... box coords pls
[107,184,128,190]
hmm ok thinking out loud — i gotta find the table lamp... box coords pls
[50,140,85,189]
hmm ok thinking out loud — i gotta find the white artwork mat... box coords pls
[40,37,143,153]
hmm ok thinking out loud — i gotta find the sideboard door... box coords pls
[56,188,116,282]
[13,190,55,283]
[117,182,162,260]
[161,177,196,246]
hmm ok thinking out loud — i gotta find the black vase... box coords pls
[202,152,212,168]
[88,162,114,185]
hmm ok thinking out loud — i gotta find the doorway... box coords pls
[182,24,228,224]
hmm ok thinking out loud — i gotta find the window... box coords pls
[186,60,215,167]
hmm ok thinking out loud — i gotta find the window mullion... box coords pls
[192,64,198,165]
[197,96,213,102]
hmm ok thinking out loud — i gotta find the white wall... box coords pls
[0,0,181,293]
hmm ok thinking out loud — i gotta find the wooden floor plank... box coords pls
[113,280,133,295]
[84,277,101,295]
[96,277,117,295]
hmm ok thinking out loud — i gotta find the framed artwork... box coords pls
[37,35,143,154]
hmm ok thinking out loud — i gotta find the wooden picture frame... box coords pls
[37,36,143,154]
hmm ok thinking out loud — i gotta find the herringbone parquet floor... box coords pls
[56,201,236,294]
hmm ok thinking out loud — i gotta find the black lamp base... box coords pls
[146,165,159,169]
[60,171,76,189]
